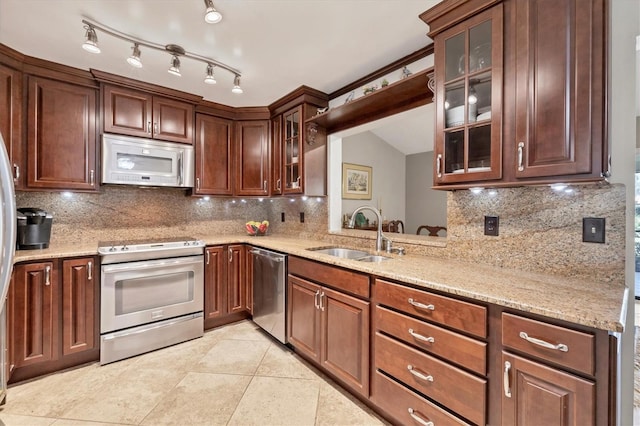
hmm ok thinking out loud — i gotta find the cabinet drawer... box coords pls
[375,306,486,376]
[372,370,470,426]
[289,257,369,298]
[375,332,486,425]
[374,279,486,338]
[502,312,595,375]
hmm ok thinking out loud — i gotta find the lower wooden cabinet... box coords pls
[9,257,98,383]
[287,257,370,398]
[203,244,250,329]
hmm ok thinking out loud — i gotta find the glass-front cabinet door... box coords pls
[434,4,503,185]
[283,106,303,193]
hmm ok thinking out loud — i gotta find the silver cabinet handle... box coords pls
[206,250,210,265]
[276,178,281,191]
[517,142,525,171]
[519,332,568,352]
[196,177,200,191]
[319,291,325,311]
[407,365,433,382]
[87,261,92,280]
[408,328,435,343]
[228,247,233,263]
[407,408,434,426]
[314,290,320,310]
[147,121,152,134]
[436,153,442,177]
[263,180,267,193]
[153,122,158,134]
[90,169,95,186]
[504,360,512,398]
[408,298,434,311]
[44,265,51,286]
[13,164,19,180]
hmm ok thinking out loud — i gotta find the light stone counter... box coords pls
[14,234,627,333]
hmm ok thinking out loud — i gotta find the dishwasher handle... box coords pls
[250,249,285,262]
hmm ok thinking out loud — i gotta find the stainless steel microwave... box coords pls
[101,133,194,188]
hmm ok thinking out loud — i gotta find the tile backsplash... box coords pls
[17,182,625,284]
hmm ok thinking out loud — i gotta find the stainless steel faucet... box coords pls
[347,205,391,252]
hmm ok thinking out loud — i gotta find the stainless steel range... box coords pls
[98,237,205,365]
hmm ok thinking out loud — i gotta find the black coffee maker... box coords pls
[16,208,53,250]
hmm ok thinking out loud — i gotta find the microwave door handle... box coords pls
[178,152,183,186]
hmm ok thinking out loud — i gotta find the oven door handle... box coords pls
[102,313,202,341]
[102,256,203,273]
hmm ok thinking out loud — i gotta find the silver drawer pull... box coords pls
[87,261,92,280]
[407,365,433,382]
[519,332,568,352]
[517,142,525,171]
[408,408,434,426]
[408,298,434,311]
[44,265,51,286]
[504,361,512,398]
[408,328,435,343]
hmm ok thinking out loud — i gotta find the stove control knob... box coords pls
[109,246,116,252]
[184,241,190,246]
[122,245,129,251]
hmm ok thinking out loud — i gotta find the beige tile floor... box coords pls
[0,321,387,426]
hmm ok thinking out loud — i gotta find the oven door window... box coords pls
[115,271,194,314]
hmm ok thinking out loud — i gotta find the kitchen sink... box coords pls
[307,247,370,259]
[356,255,391,262]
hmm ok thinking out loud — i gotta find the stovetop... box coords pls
[98,236,205,263]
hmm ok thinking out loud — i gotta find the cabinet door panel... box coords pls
[27,77,97,190]
[227,245,246,314]
[235,120,269,196]
[502,352,595,426]
[287,275,320,363]
[204,246,226,324]
[61,258,96,356]
[0,63,22,187]
[13,262,58,367]
[321,286,369,397]
[271,115,283,195]
[153,97,193,144]
[103,85,152,137]
[195,114,233,195]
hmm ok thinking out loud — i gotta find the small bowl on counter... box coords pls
[246,220,269,236]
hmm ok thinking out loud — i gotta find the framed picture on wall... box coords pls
[342,163,372,199]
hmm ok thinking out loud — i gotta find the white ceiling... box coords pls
[0,0,438,108]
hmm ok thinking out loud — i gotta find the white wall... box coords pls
[609,1,639,424]
[405,151,447,234]
[342,131,405,225]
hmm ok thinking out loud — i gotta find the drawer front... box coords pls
[289,256,370,298]
[375,306,487,376]
[375,332,486,425]
[502,312,595,375]
[374,279,487,338]
[372,370,470,426]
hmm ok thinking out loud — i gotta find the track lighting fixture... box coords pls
[127,44,142,68]
[82,25,100,54]
[80,18,242,92]
[232,75,243,94]
[204,64,217,84]
[204,0,222,24]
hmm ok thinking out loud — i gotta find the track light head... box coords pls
[232,75,243,94]
[127,44,142,68]
[168,55,181,77]
[82,25,100,54]
[204,64,217,84]
[204,0,222,24]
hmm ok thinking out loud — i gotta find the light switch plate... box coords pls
[583,217,605,243]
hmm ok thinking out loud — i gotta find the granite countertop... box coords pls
[14,234,627,333]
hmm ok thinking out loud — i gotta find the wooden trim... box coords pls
[419,0,503,37]
[91,69,203,104]
[0,43,25,69]
[268,86,329,116]
[329,45,434,99]
[22,56,97,88]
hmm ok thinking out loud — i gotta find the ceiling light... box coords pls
[204,0,222,24]
[82,25,100,54]
[127,44,142,68]
[204,64,217,84]
[168,55,181,76]
[232,75,243,94]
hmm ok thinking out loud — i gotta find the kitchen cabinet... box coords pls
[26,76,97,191]
[371,278,487,425]
[103,84,194,144]
[10,257,98,383]
[0,62,23,188]
[421,0,607,189]
[270,115,283,195]
[203,245,249,329]
[234,120,270,196]
[287,256,370,397]
[194,113,233,195]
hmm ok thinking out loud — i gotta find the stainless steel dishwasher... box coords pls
[250,247,287,343]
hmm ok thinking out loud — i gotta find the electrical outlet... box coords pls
[583,217,605,243]
[484,216,499,236]
[300,212,305,223]
[281,212,285,222]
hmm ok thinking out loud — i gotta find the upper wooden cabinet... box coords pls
[0,62,23,188]
[103,85,194,144]
[234,120,270,196]
[194,113,234,195]
[421,0,607,189]
[27,76,98,191]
